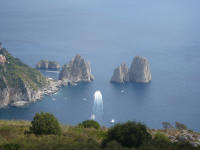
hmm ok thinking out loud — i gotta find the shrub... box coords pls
[153,132,170,143]
[78,120,100,129]
[0,144,20,150]
[29,112,61,135]
[102,121,152,148]
[175,122,187,130]
[103,141,124,150]
[162,122,174,130]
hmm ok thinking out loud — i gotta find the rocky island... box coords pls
[129,56,151,83]
[111,56,151,83]
[59,55,94,85]
[110,63,129,83]
[0,44,62,108]
[36,60,60,70]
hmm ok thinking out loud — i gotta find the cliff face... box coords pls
[110,56,151,84]
[0,47,47,108]
[59,55,94,85]
[129,56,151,83]
[36,60,60,70]
[110,64,129,83]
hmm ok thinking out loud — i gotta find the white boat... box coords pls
[110,119,115,124]
[91,114,95,120]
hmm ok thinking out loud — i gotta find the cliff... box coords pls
[59,55,94,85]
[110,56,151,84]
[0,47,61,108]
[110,64,129,83]
[36,60,60,70]
[129,56,151,83]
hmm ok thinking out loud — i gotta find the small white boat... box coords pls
[82,98,87,101]
[91,114,95,120]
[110,119,115,124]
[121,90,124,93]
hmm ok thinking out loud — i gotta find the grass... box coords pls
[0,120,199,150]
[0,120,106,150]
[0,48,47,93]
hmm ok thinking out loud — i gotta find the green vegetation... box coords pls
[162,122,174,130]
[102,121,152,148]
[0,114,199,150]
[29,112,61,135]
[78,120,100,129]
[0,48,46,92]
[175,122,187,130]
[153,132,171,143]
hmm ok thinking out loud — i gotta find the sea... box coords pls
[0,0,200,131]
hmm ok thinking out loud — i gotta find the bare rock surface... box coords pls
[110,63,129,83]
[59,55,94,85]
[110,56,151,83]
[129,56,151,83]
[36,60,60,70]
[151,129,200,147]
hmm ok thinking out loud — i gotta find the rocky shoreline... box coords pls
[11,78,62,107]
[151,129,200,147]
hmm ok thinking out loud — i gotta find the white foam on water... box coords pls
[92,90,103,121]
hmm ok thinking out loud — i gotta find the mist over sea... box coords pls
[0,0,200,131]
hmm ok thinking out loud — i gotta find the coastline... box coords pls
[11,78,63,107]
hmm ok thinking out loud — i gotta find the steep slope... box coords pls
[59,55,94,85]
[0,47,47,107]
[110,63,129,83]
[129,56,151,83]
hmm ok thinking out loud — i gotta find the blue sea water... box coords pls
[0,0,200,131]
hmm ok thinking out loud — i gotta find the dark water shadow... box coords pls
[110,82,152,101]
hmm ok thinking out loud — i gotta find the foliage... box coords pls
[0,144,20,150]
[102,121,152,148]
[78,120,100,129]
[0,48,46,92]
[175,122,187,130]
[139,139,198,150]
[103,141,124,150]
[153,132,170,143]
[0,120,199,150]
[162,122,174,130]
[29,112,61,135]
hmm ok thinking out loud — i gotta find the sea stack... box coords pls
[110,64,129,83]
[110,56,151,84]
[36,60,60,70]
[59,55,94,85]
[129,56,151,83]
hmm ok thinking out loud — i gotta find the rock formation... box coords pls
[0,55,6,64]
[110,64,129,83]
[0,47,62,108]
[129,56,151,83]
[59,55,94,85]
[110,56,151,84]
[0,42,2,49]
[36,60,60,70]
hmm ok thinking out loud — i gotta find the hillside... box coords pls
[0,119,199,150]
[0,47,47,107]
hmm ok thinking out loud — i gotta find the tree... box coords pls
[175,122,187,130]
[78,120,100,129]
[162,122,174,130]
[153,132,170,143]
[102,121,152,148]
[29,112,61,135]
